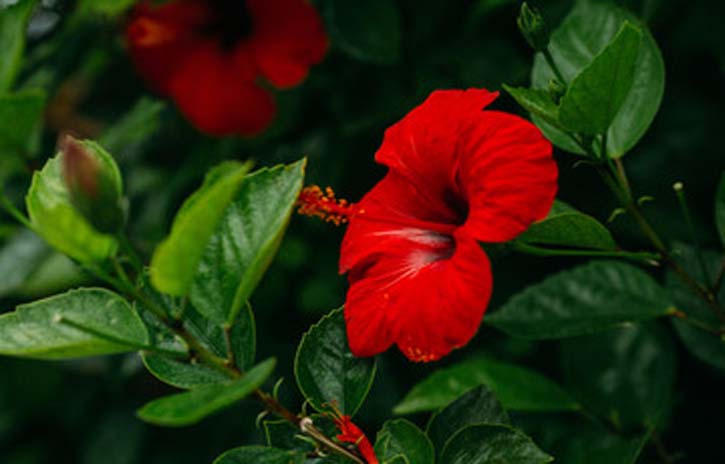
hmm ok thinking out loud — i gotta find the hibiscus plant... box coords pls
[0,0,723,463]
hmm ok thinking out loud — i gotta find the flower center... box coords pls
[297,185,360,225]
[205,0,253,50]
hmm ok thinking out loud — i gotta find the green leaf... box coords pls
[502,86,561,130]
[137,358,275,427]
[26,151,119,263]
[264,420,315,452]
[561,323,676,430]
[0,288,148,359]
[374,419,434,464]
[0,0,37,92]
[666,244,725,370]
[294,308,376,416]
[517,201,617,250]
[183,302,256,372]
[427,385,510,459]
[394,355,576,415]
[150,160,252,296]
[324,0,401,64]
[76,0,136,17]
[440,424,553,464]
[0,90,45,158]
[716,173,725,247]
[191,159,306,324]
[558,22,642,136]
[141,353,228,389]
[531,0,665,157]
[213,446,305,464]
[486,260,674,339]
[0,229,50,297]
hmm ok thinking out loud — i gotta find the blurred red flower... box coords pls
[339,88,557,362]
[125,0,327,136]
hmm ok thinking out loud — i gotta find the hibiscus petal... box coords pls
[126,0,213,93]
[458,110,557,242]
[344,230,491,361]
[167,42,276,136]
[247,0,328,89]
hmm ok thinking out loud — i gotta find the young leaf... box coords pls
[502,85,561,130]
[141,352,228,389]
[440,424,553,464]
[213,446,305,464]
[150,160,252,296]
[26,153,118,263]
[558,22,643,137]
[394,355,576,415]
[486,260,674,339]
[0,90,45,158]
[0,0,37,92]
[190,159,306,324]
[0,288,148,359]
[561,323,676,430]
[137,358,275,427]
[517,200,617,250]
[323,0,401,64]
[716,173,725,247]
[426,385,510,458]
[264,420,315,452]
[294,308,376,416]
[531,0,664,157]
[374,419,434,464]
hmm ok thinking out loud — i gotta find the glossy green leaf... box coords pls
[374,419,434,464]
[191,159,306,324]
[558,22,642,136]
[517,201,617,250]
[141,353,228,389]
[716,173,725,247]
[26,152,118,263]
[324,0,401,64]
[137,358,275,427]
[0,288,148,359]
[0,90,45,157]
[502,86,561,130]
[486,260,674,339]
[214,446,305,464]
[531,0,665,157]
[394,355,576,415]
[294,308,376,415]
[150,160,252,296]
[183,303,256,372]
[440,424,553,464]
[561,323,676,430]
[427,385,509,458]
[0,0,36,92]
[666,244,725,370]
[0,229,49,297]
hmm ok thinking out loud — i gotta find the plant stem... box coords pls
[0,192,35,231]
[670,309,724,336]
[223,323,237,368]
[650,429,677,464]
[512,241,660,264]
[542,48,567,85]
[596,166,725,323]
[673,182,710,283]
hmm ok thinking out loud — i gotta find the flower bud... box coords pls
[61,135,126,234]
[548,78,566,104]
[517,2,550,52]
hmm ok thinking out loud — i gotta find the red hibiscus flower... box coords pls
[125,0,328,136]
[300,88,557,362]
[331,414,379,464]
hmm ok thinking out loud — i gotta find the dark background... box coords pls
[1,0,724,462]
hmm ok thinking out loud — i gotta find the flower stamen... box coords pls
[297,185,359,226]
